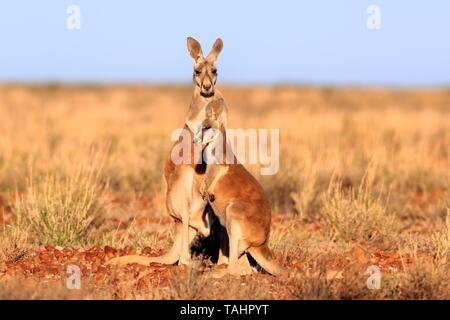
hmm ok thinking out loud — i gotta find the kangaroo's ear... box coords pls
[207,38,223,61]
[187,37,203,62]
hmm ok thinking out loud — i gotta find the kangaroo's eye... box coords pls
[212,69,217,75]
[194,69,201,75]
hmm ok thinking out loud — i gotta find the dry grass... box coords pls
[322,168,398,245]
[0,225,30,263]
[0,84,449,299]
[290,155,319,220]
[398,255,450,299]
[13,152,105,246]
[429,208,450,260]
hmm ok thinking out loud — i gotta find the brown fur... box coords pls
[200,101,284,276]
[107,37,227,267]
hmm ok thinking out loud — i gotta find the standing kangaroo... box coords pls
[107,37,227,267]
[198,100,284,277]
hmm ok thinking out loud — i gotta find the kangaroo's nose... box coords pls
[203,83,212,91]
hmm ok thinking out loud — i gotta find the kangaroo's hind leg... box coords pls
[217,225,229,265]
[216,225,253,275]
[228,219,252,277]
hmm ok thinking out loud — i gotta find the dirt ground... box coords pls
[0,195,419,299]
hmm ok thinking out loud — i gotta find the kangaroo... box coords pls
[107,37,227,267]
[198,99,284,277]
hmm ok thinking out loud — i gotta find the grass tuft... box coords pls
[322,166,398,244]
[13,153,105,246]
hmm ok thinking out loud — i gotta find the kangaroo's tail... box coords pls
[105,255,154,266]
[247,244,286,276]
[105,250,181,267]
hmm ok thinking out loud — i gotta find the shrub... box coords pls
[13,156,105,246]
[322,173,397,244]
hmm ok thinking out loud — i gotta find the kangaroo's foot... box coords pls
[238,254,255,276]
[106,222,184,267]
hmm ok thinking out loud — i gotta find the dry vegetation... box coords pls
[0,84,450,299]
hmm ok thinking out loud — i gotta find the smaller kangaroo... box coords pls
[197,99,284,277]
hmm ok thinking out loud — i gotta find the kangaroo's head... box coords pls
[187,37,223,98]
[193,99,225,147]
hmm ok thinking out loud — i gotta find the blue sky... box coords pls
[0,1,449,86]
